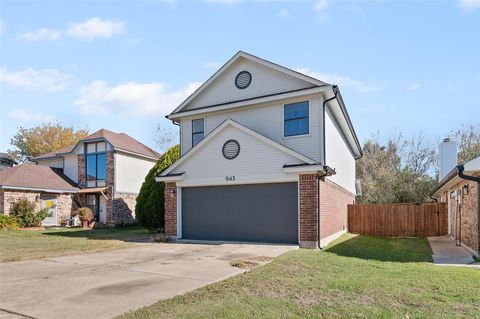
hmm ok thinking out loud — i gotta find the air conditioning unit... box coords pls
[69,216,81,227]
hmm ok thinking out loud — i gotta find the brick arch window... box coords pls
[85,142,107,188]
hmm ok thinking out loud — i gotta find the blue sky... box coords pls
[1,0,479,153]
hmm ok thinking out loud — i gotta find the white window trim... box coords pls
[282,100,311,139]
[191,117,206,148]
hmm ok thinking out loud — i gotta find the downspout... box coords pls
[318,87,337,249]
[458,165,480,255]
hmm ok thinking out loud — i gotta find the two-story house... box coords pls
[156,51,363,249]
[0,129,159,226]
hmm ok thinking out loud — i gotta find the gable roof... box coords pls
[0,164,79,193]
[32,129,160,161]
[169,51,330,116]
[160,119,318,177]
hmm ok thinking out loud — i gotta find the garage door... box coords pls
[182,182,298,244]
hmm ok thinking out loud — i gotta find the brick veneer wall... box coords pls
[0,190,77,225]
[299,174,319,248]
[1,190,41,214]
[164,182,177,237]
[440,173,479,254]
[113,192,137,224]
[319,178,355,242]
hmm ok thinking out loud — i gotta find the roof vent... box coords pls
[222,140,240,160]
[235,71,251,89]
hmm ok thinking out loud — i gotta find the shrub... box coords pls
[135,144,180,231]
[10,197,51,228]
[77,207,93,221]
[0,215,20,230]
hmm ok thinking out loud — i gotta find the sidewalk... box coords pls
[428,236,478,267]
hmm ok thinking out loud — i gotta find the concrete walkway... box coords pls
[0,242,296,319]
[428,236,477,267]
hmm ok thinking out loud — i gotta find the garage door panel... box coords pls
[182,183,298,244]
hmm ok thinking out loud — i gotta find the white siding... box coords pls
[325,110,356,195]
[114,153,156,194]
[181,93,324,162]
[36,157,63,169]
[172,124,302,187]
[63,154,78,183]
[185,57,314,110]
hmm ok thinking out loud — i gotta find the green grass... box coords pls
[0,226,150,262]
[119,234,480,319]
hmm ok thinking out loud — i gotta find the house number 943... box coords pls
[225,176,236,181]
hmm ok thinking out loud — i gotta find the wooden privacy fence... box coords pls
[348,203,448,237]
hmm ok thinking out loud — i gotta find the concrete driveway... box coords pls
[0,242,296,319]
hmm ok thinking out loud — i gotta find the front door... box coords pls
[86,194,99,221]
[41,195,57,226]
[99,196,107,223]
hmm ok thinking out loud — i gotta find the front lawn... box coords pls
[120,234,480,319]
[0,226,150,262]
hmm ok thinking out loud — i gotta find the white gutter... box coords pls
[155,174,184,182]
[283,165,326,174]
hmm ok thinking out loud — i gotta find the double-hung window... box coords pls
[192,118,205,147]
[85,142,107,188]
[284,101,309,137]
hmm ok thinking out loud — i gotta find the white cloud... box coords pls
[0,68,72,92]
[18,28,61,42]
[65,18,125,41]
[203,62,220,69]
[458,0,480,13]
[278,9,293,20]
[406,83,421,91]
[8,109,56,122]
[314,0,329,12]
[296,68,384,93]
[74,80,201,116]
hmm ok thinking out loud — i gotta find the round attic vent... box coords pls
[222,140,240,160]
[235,71,251,89]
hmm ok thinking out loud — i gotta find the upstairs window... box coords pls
[284,101,309,137]
[192,118,205,147]
[85,142,107,188]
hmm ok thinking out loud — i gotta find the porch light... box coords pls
[462,184,469,195]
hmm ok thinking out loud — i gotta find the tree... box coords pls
[356,133,438,204]
[154,123,178,153]
[451,125,480,164]
[8,121,89,162]
[135,144,180,231]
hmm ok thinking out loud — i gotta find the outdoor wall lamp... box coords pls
[462,184,469,196]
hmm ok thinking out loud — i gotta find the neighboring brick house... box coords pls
[156,51,362,249]
[431,150,480,257]
[0,129,159,226]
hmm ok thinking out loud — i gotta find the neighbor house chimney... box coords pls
[439,137,457,181]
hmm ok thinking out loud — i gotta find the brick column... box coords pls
[299,173,319,249]
[77,155,86,188]
[164,182,177,237]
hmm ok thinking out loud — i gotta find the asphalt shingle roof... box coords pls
[32,129,160,160]
[0,164,79,192]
